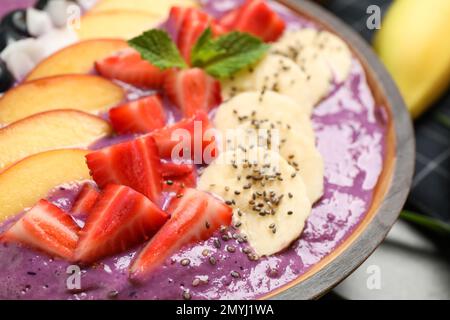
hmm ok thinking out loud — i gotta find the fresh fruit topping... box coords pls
[86,135,163,203]
[161,162,197,195]
[0,59,14,93]
[219,0,285,42]
[71,183,100,218]
[0,110,112,171]
[0,75,125,125]
[74,184,168,264]
[0,149,90,224]
[0,199,80,260]
[166,6,191,42]
[164,68,222,117]
[129,188,232,281]
[109,95,167,134]
[198,148,312,256]
[150,111,217,162]
[161,161,195,178]
[177,8,210,65]
[95,48,167,89]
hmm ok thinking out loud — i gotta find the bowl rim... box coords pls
[264,0,416,300]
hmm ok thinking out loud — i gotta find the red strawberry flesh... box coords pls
[1,199,80,260]
[74,184,168,264]
[129,188,232,282]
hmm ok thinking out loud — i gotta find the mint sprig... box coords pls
[128,29,187,70]
[128,28,269,79]
[191,28,270,79]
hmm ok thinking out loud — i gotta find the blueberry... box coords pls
[35,0,51,10]
[1,9,29,37]
[0,60,14,93]
[35,0,77,10]
[0,25,28,52]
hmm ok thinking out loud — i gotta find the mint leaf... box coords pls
[190,27,226,67]
[128,29,187,70]
[191,30,270,79]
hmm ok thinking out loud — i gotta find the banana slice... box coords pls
[234,121,324,203]
[214,91,315,145]
[271,28,352,84]
[198,147,312,256]
[221,54,316,114]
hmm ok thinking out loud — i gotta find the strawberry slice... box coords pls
[95,48,167,89]
[164,68,222,118]
[71,183,100,218]
[109,95,167,134]
[1,200,80,260]
[166,6,192,42]
[162,170,197,197]
[75,184,168,264]
[86,135,163,203]
[161,161,195,178]
[218,8,240,31]
[129,188,232,281]
[150,111,218,163]
[219,0,285,42]
[161,162,197,195]
[177,9,211,65]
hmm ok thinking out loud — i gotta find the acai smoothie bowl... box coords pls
[0,0,414,300]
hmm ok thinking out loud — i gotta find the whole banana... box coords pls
[373,0,450,118]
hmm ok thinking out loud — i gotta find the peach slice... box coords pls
[77,10,161,40]
[91,0,199,16]
[0,110,112,171]
[0,149,91,223]
[26,39,128,81]
[0,74,125,124]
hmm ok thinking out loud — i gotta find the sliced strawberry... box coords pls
[218,8,240,30]
[74,184,168,264]
[1,200,79,260]
[220,0,285,42]
[150,111,218,163]
[166,6,192,42]
[129,188,232,281]
[71,183,100,218]
[162,171,197,198]
[164,68,222,118]
[161,162,197,195]
[85,135,162,203]
[211,21,229,36]
[109,95,166,134]
[177,9,211,65]
[161,161,195,178]
[95,48,166,89]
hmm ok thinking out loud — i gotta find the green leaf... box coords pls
[128,29,187,70]
[435,112,450,129]
[191,30,270,79]
[400,211,450,235]
[190,27,225,67]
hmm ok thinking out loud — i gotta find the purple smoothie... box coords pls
[0,0,387,300]
[0,0,35,17]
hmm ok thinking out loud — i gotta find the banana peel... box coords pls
[373,0,450,118]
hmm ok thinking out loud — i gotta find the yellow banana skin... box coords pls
[373,0,450,118]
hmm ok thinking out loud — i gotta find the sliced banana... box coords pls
[214,91,315,145]
[233,121,324,203]
[221,54,316,114]
[271,28,352,84]
[198,148,312,256]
